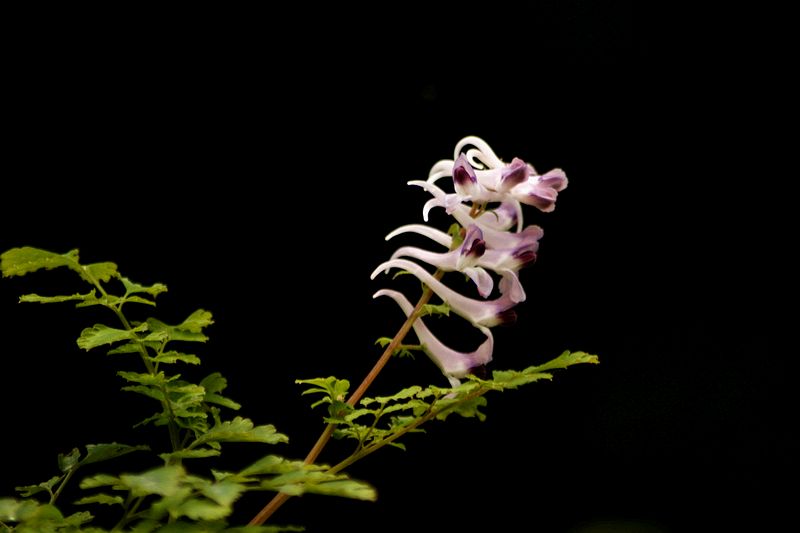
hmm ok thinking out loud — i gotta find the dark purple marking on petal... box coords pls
[495,309,518,326]
[461,225,487,259]
[453,154,477,187]
[499,158,532,191]
[462,238,486,259]
[469,364,490,379]
[524,187,557,212]
[539,168,568,191]
[512,247,538,266]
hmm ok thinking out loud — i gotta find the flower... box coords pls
[371,259,523,327]
[386,225,494,297]
[425,136,568,214]
[374,289,493,387]
[509,168,568,212]
[372,136,567,385]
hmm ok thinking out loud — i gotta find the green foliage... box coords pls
[188,418,288,450]
[296,377,350,419]
[299,351,599,460]
[447,223,464,249]
[2,248,361,531]
[373,338,421,359]
[78,324,149,351]
[419,302,450,318]
[0,247,82,278]
[2,246,597,531]
[233,456,376,501]
[0,497,94,532]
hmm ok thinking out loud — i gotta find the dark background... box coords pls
[1,5,793,532]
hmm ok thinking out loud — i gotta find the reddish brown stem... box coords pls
[248,273,442,526]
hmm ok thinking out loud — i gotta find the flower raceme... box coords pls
[372,136,568,385]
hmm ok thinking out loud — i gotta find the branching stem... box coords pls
[248,271,444,526]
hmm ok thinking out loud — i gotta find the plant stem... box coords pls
[50,468,76,504]
[248,272,443,526]
[327,387,485,475]
[111,306,181,454]
[83,267,181,453]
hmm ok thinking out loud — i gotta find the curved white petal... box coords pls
[390,246,459,271]
[496,268,526,303]
[428,159,454,183]
[373,289,493,379]
[463,267,494,298]
[388,247,493,297]
[385,224,453,248]
[371,259,517,327]
[454,136,505,169]
[411,180,542,250]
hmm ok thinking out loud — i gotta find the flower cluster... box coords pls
[371,136,568,386]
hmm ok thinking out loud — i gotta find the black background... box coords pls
[1,5,794,532]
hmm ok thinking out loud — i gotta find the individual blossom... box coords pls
[371,259,523,328]
[427,135,569,213]
[384,225,494,297]
[373,289,493,387]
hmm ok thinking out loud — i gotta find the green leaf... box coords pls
[121,276,168,297]
[74,493,125,506]
[528,350,600,373]
[120,465,186,497]
[486,351,600,390]
[200,373,241,410]
[374,337,420,359]
[122,295,159,306]
[261,468,376,501]
[77,322,148,351]
[200,372,228,395]
[174,499,229,521]
[79,474,122,490]
[177,309,214,333]
[15,476,61,498]
[58,448,81,472]
[81,443,149,466]
[146,312,212,344]
[19,291,97,305]
[123,385,166,403]
[420,302,450,318]
[305,479,377,501]
[107,342,142,355]
[447,223,464,248]
[190,417,288,448]
[64,510,94,526]
[118,370,173,386]
[204,393,241,411]
[435,395,488,421]
[159,449,221,462]
[84,262,118,283]
[0,247,80,278]
[201,480,245,508]
[153,351,202,365]
[239,455,298,477]
[0,498,64,524]
[296,377,350,404]
[369,385,423,406]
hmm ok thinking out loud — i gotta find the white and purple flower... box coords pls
[373,136,568,385]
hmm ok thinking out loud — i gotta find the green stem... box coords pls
[82,267,181,454]
[50,468,77,504]
[111,306,181,455]
[112,494,145,532]
[328,387,486,475]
